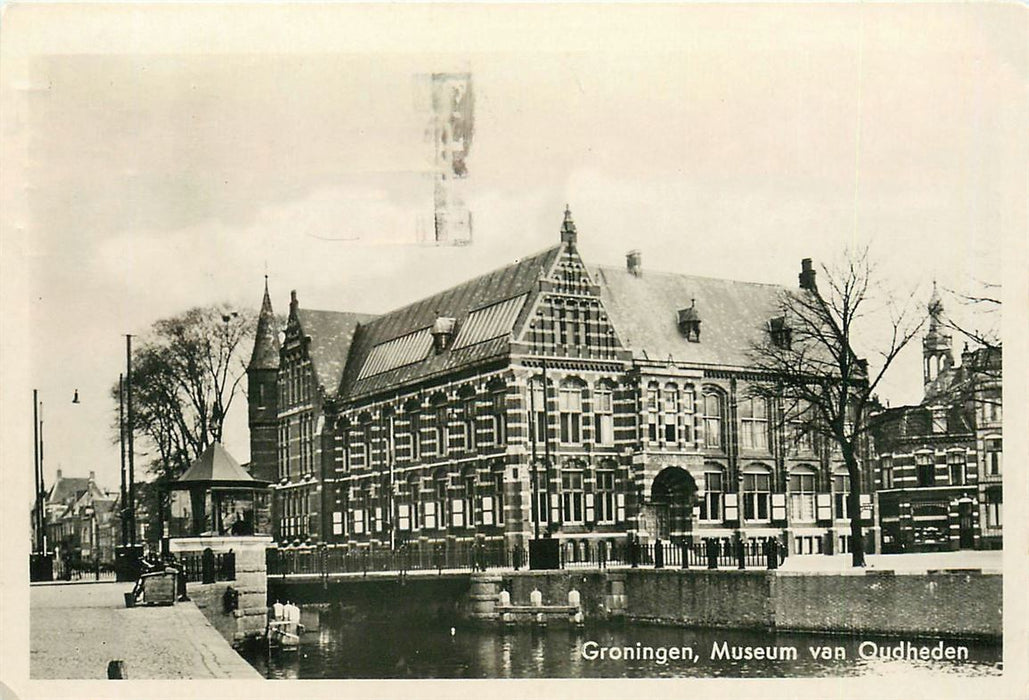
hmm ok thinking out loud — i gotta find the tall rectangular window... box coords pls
[595,470,616,522]
[559,384,583,444]
[490,389,507,446]
[681,388,695,443]
[594,385,614,445]
[833,473,851,519]
[703,393,722,449]
[461,395,476,451]
[561,470,584,523]
[739,398,769,451]
[742,471,771,522]
[948,451,965,485]
[880,455,894,489]
[789,471,816,522]
[435,404,448,456]
[698,471,723,521]
[531,382,548,445]
[646,384,660,443]
[915,453,935,486]
[985,438,1002,476]
[662,383,679,443]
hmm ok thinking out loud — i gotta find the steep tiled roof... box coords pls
[340,245,561,399]
[249,279,282,371]
[592,265,787,368]
[296,309,377,394]
[46,476,100,506]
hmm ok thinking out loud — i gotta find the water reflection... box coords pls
[241,616,1001,680]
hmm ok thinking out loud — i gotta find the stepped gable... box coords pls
[340,244,562,399]
[591,264,788,368]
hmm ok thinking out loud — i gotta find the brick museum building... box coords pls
[247,209,877,560]
[871,286,1002,552]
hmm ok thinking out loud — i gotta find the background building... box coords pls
[249,209,876,558]
[871,288,1002,552]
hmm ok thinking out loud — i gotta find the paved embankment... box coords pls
[30,581,261,679]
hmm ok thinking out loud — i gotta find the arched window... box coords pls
[703,390,723,449]
[593,381,614,445]
[788,466,817,522]
[742,465,772,522]
[739,397,769,451]
[559,379,585,444]
[698,464,724,521]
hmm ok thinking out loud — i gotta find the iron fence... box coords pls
[267,535,786,577]
[179,548,236,583]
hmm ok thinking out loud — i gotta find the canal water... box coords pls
[242,617,1002,679]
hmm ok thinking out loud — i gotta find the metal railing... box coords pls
[179,548,236,583]
[267,536,786,577]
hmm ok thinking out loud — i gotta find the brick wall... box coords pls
[626,569,775,629]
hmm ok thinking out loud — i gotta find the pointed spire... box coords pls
[249,277,281,371]
[560,204,577,246]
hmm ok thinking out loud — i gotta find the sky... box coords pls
[2,4,1023,498]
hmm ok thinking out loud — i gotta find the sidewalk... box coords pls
[777,550,1003,574]
[31,581,262,679]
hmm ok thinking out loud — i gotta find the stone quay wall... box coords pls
[773,570,1001,639]
[169,535,272,646]
[269,567,1001,640]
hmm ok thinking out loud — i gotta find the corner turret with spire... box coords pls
[247,276,281,483]
[923,281,954,390]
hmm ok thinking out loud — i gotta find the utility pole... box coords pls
[33,390,42,554]
[126,335,136,546]
[541,358,553,533]
[119,374,127,546]
[529,378,540,540]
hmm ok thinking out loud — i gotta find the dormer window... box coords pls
[769,316,792,349]
[431,316,457,354]
[677,300,701,343]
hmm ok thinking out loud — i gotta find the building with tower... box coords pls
[871,287,1002,552]
[248,207,878,560]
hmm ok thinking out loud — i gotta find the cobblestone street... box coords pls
[30,581,261,679]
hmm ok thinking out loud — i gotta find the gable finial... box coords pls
[561,204,577,246]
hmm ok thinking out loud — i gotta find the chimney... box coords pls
[431,316,457,354]
[799,258,817,291]
[89,470,95,481]
[290,289,299,315]
[626,250,642,277]
[56,469,62,480]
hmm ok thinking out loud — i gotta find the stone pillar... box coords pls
[466,573,502,622]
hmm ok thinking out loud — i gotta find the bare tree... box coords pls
[111,304,256,483]
[748,249,927,567]
[935,281,1002,407]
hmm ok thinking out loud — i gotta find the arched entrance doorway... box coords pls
[650,467,697,541]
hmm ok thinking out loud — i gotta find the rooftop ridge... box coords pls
[591,262,788,289]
